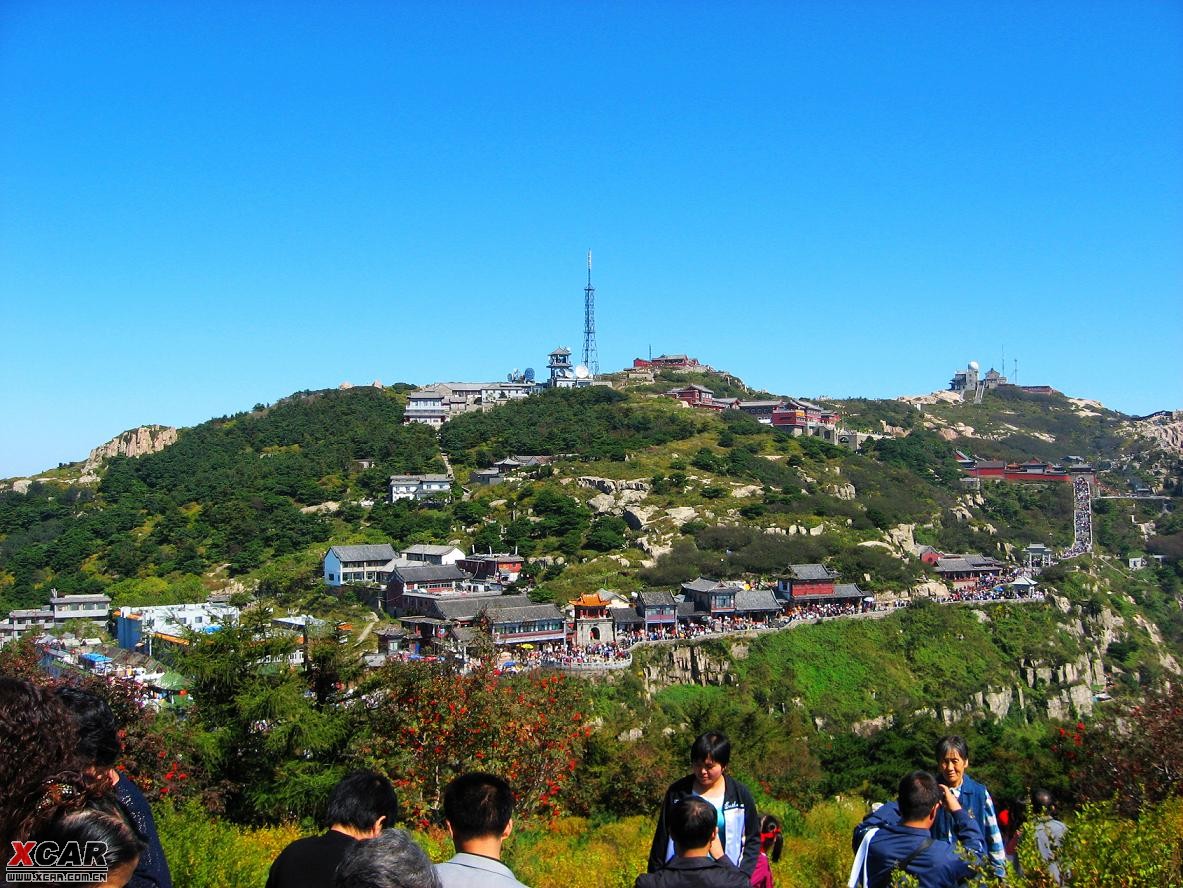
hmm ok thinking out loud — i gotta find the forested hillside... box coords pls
[3,376,1179,615]
[0,388,442,610]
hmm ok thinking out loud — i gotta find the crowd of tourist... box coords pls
[517,579,1047,668]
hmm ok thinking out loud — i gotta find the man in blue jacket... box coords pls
[856,771,985,888]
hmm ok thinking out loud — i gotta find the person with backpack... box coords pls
[852,771,984,888]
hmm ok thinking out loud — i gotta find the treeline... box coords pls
[640,523,923,591]
[441,387,706,464]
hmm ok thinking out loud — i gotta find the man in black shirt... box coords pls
[636,797,749,888]
[267,771,399,888]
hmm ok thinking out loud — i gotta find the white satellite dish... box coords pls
[574,365,590,379]
[968,360,980,371]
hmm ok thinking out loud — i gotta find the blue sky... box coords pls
[2,1,1180,478]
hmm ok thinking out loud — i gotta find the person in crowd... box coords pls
[0,676,90,845]
[932,736,1006,878]
[267,770,399,888]
[748,814,782,888]
[998,801,1023,869]
[334,829,440,888]
[649,731,760,876]
[637,796,750,888]
[1029,788,1067,885]
[854,771,984,888]
[36,796,147,888]
[434,772,528,888]
[55,686,172,888]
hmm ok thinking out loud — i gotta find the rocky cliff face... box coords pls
[1125,410,1183,455]
[85,425,178,470]
[633,595,1159,735]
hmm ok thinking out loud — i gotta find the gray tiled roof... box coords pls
[733,588,782,613]
[389,564,471,584]
[935,558,974,572]
[428,594,531,621]
[329,544,398,562]
[639,590,677,607]
[966,555,1004,568]
[487,603,564,623]
[613,609,644,626]
[682,577,723,594]
[831,584,867,599]
[403,544,464,557]
[789,563,837,581]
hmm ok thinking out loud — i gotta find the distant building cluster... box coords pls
[663,384,852,445]
[388,473,453,502]
[632,353,702,370]
[947,359,1057,402]
[403,347,599,427]
[0,591,111,645]
[955,451,1095,485]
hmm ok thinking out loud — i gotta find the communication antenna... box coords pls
[582,250,599,376]
[1014,358,1018,385]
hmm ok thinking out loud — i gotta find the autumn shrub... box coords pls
[1013,798,1183,887]
[507,815,651,888]
[155,801,303,888]
[776,796,864,888]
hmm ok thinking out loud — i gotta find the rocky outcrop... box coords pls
[576,476,651,494]
[588,493,616,514]
[86,426,177,470]
[640,641,748,690]
[623,505,659,531]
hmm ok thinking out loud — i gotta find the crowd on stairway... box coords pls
[1059,476,1094,560]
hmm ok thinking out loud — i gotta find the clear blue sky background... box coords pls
[2,1,1181,478]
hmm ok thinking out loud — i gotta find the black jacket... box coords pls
[114,773,172,888]
[265,830,358,888]
[647,774,761,876]
[636,855,751,888]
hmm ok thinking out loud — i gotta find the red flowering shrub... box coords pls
[1053,685,1183,817]
[352,656,591,827]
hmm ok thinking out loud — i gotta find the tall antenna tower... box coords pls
[582,249,599,376]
